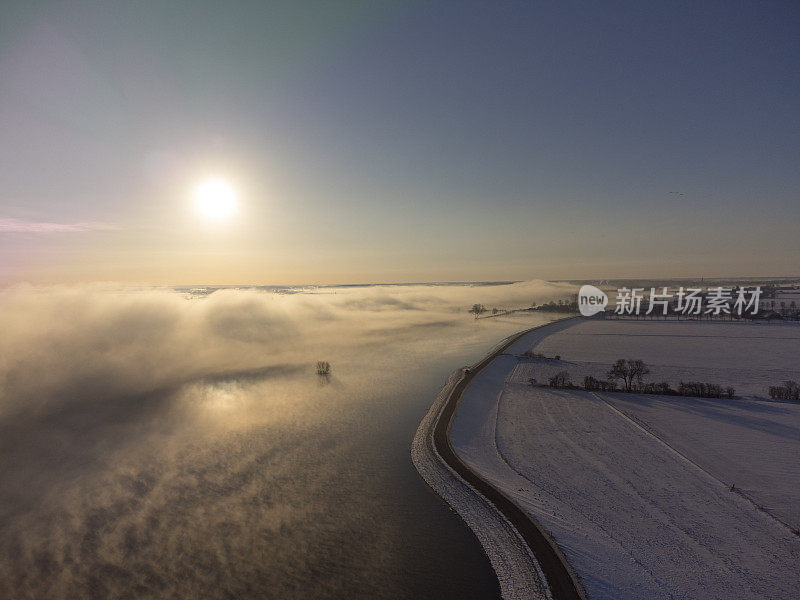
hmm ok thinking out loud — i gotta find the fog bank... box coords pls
[0,280,570,417]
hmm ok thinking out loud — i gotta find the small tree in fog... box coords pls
[607,359,650,392]
[316,361,331,375]
[469,304,487,318]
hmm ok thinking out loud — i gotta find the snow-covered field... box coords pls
[601,393,800,531]
[525,318,800,397]
[450,318,800,600]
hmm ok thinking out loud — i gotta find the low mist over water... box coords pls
[0,281,561,599]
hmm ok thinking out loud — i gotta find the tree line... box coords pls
[530,358,737,399]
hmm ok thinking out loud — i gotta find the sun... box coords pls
[194,179,237,221]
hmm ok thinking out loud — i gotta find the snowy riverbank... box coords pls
[411,367,551,600]
[448,318,800,599]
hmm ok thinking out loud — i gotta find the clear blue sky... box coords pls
[1,1,798,284]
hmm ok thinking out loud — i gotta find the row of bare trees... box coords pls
[540,358,736,398]
[769,381,800,400]
[545,359,649,391]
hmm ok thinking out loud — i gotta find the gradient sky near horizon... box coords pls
[1,1,798,285]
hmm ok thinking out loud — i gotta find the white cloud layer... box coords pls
[0,217,116,233]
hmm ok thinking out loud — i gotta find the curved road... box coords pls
[432,319,586,600]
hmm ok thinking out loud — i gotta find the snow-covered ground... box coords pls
[526,319,800,397]
[450,318,800,600]
[600,393,800,531]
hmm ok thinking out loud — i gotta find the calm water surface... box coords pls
[0,310,555,599]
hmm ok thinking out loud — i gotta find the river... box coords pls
[0,286,557,599]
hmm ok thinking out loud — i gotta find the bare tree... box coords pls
[548,371,572,388]
[316,361,331,375]
[469,304,487,318]
[607,359,650,392]
[769,380,800,401]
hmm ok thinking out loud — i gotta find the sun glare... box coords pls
[194,179,237,221]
